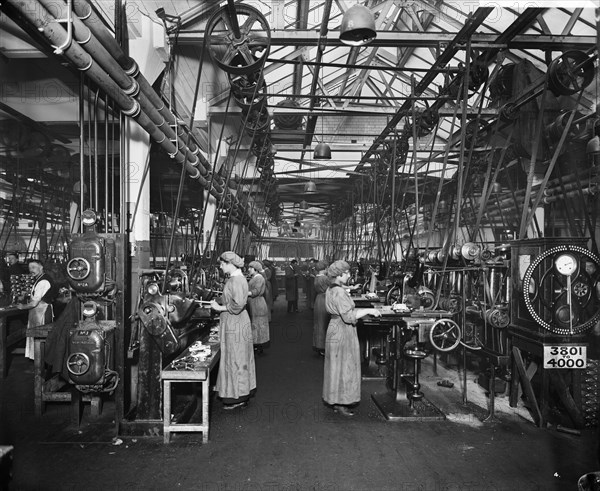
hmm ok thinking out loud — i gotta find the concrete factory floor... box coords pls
[1,294,599,491]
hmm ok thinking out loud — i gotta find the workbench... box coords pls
[362,309,450,421]
[0,304,27,379]
[161,340,220,443]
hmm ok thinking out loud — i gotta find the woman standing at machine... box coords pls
[247,261,270,355]
[323,260,381,416]
[312,261,330,356]
[210,251,256,409]
[259,262,273,320]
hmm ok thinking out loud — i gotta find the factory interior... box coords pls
[1,0,600,490]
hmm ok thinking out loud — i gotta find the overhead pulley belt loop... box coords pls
[163,23,211,279]
[461,57,503,242]
[473,126,515,237]
[431,82,464,309]
[421,116,441,262]
[524,89,586,234]
[518,75,551,239]
[571,170,599,255]
[454,38,472,245]
[410,75,420,258]
[190,92,233,275]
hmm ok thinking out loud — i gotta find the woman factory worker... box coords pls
[323,260,381,416]
[259,262,273,320]
[247,260,270,355]
[210,252,256,409]
[312,261,330,357]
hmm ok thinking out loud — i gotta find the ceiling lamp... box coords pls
[339,4,377,47]
[305,181,317,193]
[314,142,331,160]
[300,200,308,210]
[294,217,301,228]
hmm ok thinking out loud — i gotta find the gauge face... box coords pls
[555,253,578,276]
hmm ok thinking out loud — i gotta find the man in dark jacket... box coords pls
[0,258,9,298]
[6,253,26,277]
[284,259,299,313]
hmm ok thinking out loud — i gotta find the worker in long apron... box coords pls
[19,259,57,360]
[323,260,381,416]
[210,251,256,410]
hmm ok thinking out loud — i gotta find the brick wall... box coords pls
[317,115,389,144]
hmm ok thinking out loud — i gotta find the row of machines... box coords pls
[353,238,600,426]
[60,209,222,433]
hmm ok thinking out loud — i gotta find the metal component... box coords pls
[339,4,376,47]
[67,352,90,375]
[429,319,461,352]
[206,3,271,75]
[521,245,600,335]
[273,99,303,130]
[314,142,332,160]
[547,50,595,96]
[486,307,510,328]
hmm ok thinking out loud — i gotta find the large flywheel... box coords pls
[206,4,271,75]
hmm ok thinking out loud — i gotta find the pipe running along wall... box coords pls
[4,0,258,233]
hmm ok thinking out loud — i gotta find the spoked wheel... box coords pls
[548,50,594,96]
[206,4,271,75]
[67,353,90,376]
[429,319,461,352]
[67,257,91,280]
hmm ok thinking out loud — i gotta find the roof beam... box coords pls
[176,31,595,50]
[356,7,494,170]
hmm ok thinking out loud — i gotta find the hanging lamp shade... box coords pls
[314,142,331,160]
[339,4,377,47]
[294,218,301,228]
[300,200,308,210]
[305,181,317,193]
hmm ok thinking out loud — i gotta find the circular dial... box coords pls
[555,253,578,276]
[522,245,600,335]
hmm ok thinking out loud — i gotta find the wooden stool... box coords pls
[403,346,428,408]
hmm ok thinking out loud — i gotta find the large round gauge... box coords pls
[522,245,600,335]
[555,253,578,276]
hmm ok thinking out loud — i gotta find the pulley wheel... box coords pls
[489,63,515,101]
[499,102,519,122]
[386,285,402,305]
[464,119,492,148]
[486,307,510,329]
[231,78,267,112]
[415,107,439,137]
[429,319,461,352]
[548,51,594,96]
[206,4,271,75]
[244,107,270,137]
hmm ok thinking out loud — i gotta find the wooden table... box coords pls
[0,304,27,379]
[161,341,220,444]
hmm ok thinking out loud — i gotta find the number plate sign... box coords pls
[543,345,587,369]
